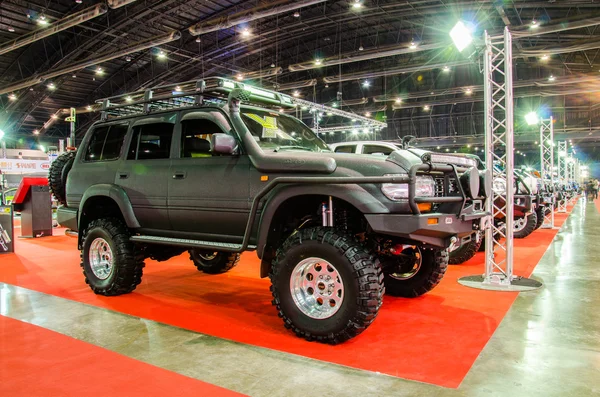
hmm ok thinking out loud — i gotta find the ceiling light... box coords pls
[315,58,322,66]
[37,15,48,26]
[352,129,359,134]
[465,88,472,95]
[445,148,449,152]
[195,37,201,43]
[352,1,362,9]
[0,129,4,140]
[95,67,104,75]
[76,0,83,3]
[293,11,300,17]
[467,144,471,148]
[409,41,417,50]
[8,27,15,32]
[424,105,430,111]
[525,112,539,125]
[363,128,370,134]
[362,80,370,88]
[332,102,338,108]
[365,112,371,117]
[125,56,132,62]
[327,112,333,116]
[548,75,556,82]
[541,54,549,61]
[175,86,182,92]
[47,82,56,90]
[8,93,17,101]
[236,74,244,81]
[450,21,473,53]
[86,105,92,111]
[157,50,167,59]
[443,66,450,72]
[271,63,275,68]
[126,96,133,102]
[293,91,300,97]
[51,114,58,119]
[241,28,251,37]
[531,19,539,28]
[359,45,364,51]
[436,146,440,150]
[33,129,40,135]
[395,98,402,104]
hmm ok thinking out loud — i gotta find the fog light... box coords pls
[418,203,432,212]
[460,167,480,199]
[427,218,439,225]
[479,169,492,198]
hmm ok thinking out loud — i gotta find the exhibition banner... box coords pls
[0,159,51,174]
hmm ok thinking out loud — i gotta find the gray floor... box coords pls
[2,200,600,396]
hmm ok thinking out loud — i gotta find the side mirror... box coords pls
[211,133,238,155]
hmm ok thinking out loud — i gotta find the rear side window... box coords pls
[362,145,394,156]
[84,124,128,162]
[334,145,355,153]
[128,123,174,160]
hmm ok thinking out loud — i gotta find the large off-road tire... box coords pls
[49,151,76,206]
[535,206,548,230]
[189,250,240,274]
[383,247,448,297]
[449,232,482,265]
[269,227,384,344]
[513,212,537,239]
[80,218,144,296]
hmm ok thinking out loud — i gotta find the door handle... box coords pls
[118,172,129,179]
[173,171,186,179]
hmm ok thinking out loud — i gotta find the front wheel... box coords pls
[189,250,240,274]
[513,212,537,239]
[270,227,384,344]
[382,246,448,297]
[80,218,144,296]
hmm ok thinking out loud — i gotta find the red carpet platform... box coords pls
[0,205,575,388]
[0,315,243,396]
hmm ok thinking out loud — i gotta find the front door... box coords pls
[115,116,176,231]
[168,111,250,242]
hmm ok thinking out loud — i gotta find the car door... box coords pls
[115,114,177,231]
[168,110,250,242]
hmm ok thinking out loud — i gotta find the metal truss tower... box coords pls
[539,118,555,228]
[459,28,540,291]
[557,141,568,213]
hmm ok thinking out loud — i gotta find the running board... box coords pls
[130,235,255,252]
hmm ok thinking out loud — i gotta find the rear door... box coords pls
[115,113,177,231]
[168,110,250,241]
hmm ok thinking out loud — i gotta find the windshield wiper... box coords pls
[273,145,314,152]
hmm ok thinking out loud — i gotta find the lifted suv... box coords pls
[53,78,490,343]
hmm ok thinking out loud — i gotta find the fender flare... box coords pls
[255,184,388,260]
[78,184,140,229]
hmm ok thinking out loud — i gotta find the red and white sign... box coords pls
[0,159,51,174]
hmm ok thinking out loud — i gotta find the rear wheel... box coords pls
[382,247,448,297]
[189,250,240,274]
[449,232,482,264]
[270,227,384,344]
[80,218,144,296]
[513,212,537,239]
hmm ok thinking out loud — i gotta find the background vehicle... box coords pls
[53,78,490,344]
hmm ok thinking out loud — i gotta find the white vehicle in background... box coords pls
[329,141,404,156]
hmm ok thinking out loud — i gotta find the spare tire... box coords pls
[49,151,76,206]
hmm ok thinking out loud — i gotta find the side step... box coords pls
[130,235,255,252]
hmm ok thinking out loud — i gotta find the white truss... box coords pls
[557,141,568,213]
[539,118,555,228]
[483,28,515,286]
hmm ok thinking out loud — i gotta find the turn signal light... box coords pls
[418,203,432,212]
[427,218,439,225]
[260,175,269,181]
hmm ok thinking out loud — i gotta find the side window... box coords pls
[128,123,174,160]
[362,145,394,156]
[84,126,109,161]
[334,145,356,153]
[181,119,226,158]
[101,124,128,160]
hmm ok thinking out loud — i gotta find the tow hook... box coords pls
[448,236,459,252]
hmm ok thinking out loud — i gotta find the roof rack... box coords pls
[96,77,386,130]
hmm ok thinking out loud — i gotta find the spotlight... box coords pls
[362,80,370,88]
[271,63,275,68]
[236,74,244,81]
[541,54,549,61]
[72,74,77,78]
[443,66,450,72]
[409,41,417,50]
[359,45,364,51]
[47,82,56,90]
[241,28,251,37]
[548,75,556,82]
[95,67,104,75]
[8,27,15,32]
[450,21,473,53]
[0,129,4,140]
[293,11,300,17]
[436,146,440,150]
[174,86,182,92]
[37,15,49,26]
[126,96,133,102]
[51,114,58,119]
[531,20,539,28]
[33,129,40,135]
[315,58,323,66]
[395,98,402,104]
[125,56,132,62]
[86,105,92,111]
[363,128,370,134]
[424,105,430,111]
[293,91,300,97]
[332,102,339,108]
[365,112,371,117]
[465,88,472,95]
[195,37,201,43]
[525,112,539,125]
[157,51,167,59]
[352,1,362,9]
[8,93,17,101]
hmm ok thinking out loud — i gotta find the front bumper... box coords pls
[494,194,533,218]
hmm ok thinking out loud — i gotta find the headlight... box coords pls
[382,175,435,201]
[429,153,478,168]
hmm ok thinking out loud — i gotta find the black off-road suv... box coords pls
[52,78,490,343]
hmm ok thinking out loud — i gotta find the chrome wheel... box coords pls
[89,238,114,280]
[198,252,217,261]
[290,257,344,319]
[514,217,527,232]
[388,246,422,280]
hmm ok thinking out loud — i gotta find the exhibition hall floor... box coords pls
[2,200,599,396]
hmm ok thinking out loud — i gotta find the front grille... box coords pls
[448,178,459,195]
[434,176,460,197]
[435,177,445,197]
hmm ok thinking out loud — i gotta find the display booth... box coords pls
[0,205,13,253]
[12,177,52,238]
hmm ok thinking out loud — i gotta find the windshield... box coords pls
[241,109,330,152]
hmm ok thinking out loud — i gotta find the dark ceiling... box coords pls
[1,0,600,163]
